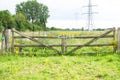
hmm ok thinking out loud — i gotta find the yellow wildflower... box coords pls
[44,58,49,63]
[15,42,20,45]
[113,40,118,49]
[94,46,99,51]
[29,53,33,57]
[15,49,19,54]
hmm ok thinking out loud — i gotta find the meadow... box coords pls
[0,30,120,80]
[0,53,120,80]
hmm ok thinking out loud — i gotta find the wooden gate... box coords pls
[11,28,116,54]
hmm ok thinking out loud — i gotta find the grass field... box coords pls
[0,53,120,80]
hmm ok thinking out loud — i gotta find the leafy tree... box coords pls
[16,0,49,30]
[0,10,14,31]
[39,4,49,30]
[14,13,28,31]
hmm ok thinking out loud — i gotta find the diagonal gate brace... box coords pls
[12,29,61,54]
[67,29,113,54]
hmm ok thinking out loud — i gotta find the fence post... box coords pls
[64,35,67,53]
[1,29,5,55]
[117,28,120,52]
[4,29,11,52]
[1,39,3,55]
[11,28,14,53]
[113,27,116,52]
[61,35,67,54]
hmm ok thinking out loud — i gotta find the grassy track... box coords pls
[0,53,120,80]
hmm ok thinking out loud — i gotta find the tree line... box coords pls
[0,0,50,32]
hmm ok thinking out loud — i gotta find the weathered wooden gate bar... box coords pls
[11,28,61,54]
[14,44,113,47]
[14,35,113,39]
[67,29,114,54]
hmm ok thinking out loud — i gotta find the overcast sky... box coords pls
[0,0,120,29]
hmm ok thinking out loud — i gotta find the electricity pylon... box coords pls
[83,0,97,31]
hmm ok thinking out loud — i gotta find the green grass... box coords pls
[0,53,120,80]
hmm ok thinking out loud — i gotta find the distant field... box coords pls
[0,53,120,80]
[21,30,108,36]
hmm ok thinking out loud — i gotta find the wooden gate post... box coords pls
[0,29,5,55]
[113,27,116,52]
[117,28,120,52]
[1,39,3,55]
[11,28,14,53]
[3,29,11,52]
[64,35,67,53]
[61,35,67,54]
